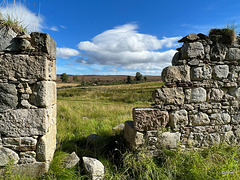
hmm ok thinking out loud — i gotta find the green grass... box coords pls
[6,81,240,179]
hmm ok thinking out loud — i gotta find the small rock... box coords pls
[64,152,80,168]
[112,123,125,134]
[83,157,105,180]
[178,33,199,43]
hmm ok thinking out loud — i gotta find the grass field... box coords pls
[4,81,240,179]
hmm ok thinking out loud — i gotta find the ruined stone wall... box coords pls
[0,25,56,176]
[124,29,240,154]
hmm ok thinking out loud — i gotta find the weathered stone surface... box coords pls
[64,152,80,168]
[208,88,225,102]
[83,157,105,180]
[232,114,240,124]
[153,87,184,105]
[213,65,229,79]
[30,81,56,107]
[178,33,199,43]
[210,43,228,61]
[36,124,56,162]
[0,54,56,81]
[3,137,37,151]
[169,110,188,131]
[208,133,221,145]
[31,32,56,60]
[0,83,18,110]
[210,113,231,125]
[0,26,18,51]
[171,52,180,66]
[226,48,240,60]
[191,65,212,80]
[188,87,207,103]
[189,112,210,125]
[0,109,48,137]
[181,42,204,59]
[124,121,144,147]
[0,147,19,166]
[112,123,125,134]
[133,108,169,131]
[229,87,240,100]
[160,132,181,149]
[223,131,237,145]
[161,65,190,83]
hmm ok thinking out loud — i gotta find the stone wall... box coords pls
[124,29,240,154]
[0,25,56,176]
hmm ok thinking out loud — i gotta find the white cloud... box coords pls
[48,26,59,31]
[57,47,80,59]
[77,23,181,71]
[0,3,44,32]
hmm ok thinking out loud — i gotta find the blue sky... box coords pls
[1,0,240,75]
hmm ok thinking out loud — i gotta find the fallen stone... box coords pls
[64,152,80,168]
[0,147,19,166]
[112,123,125,134]
[133,107,169,131]
[83,157,105,180]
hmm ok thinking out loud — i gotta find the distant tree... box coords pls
[73,75,79,82]
[135,72,143,81]
[127,76,133,84]
[81,77,86,86]
[144,76,147,81]
[60,73,68,83]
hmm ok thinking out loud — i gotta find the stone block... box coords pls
[223,131,237,145]
[181,42,204,59]
[30,81,56,107]
[188,87,207,103]
[229,87,240,100]
[124,121,144,147]
[0,147,19,166]
[64,152,80,168]
[161,65,190,83]
[83,157,105,180]
[0,109,48,137]
[190,65,212,80]
[133,108,169,131]
[210,113,231,125]
[208,133,221,146]
[189,112,210,126]
[169,110,188,131]
[208,88,225,102]
[0,83,18,110]
[226,48,240,60]
[153,87,184,105]
[213,65,229,79]
[160,132,181,149]
[31,32,56,60]
[0,54,56,81]
[36,124,56,162]
[0,26,18,51]
[210,43,227,61]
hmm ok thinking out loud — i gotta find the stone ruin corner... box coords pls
[0,22,57,177]
[124,29,240,155]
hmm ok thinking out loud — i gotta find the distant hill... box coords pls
[56,75,161,83]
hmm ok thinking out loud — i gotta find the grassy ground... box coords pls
[4,81,240,179]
